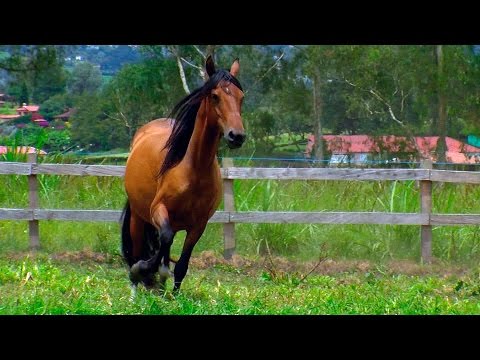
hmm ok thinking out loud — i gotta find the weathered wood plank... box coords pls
[420,180,432,263]
[34,209,123,221]
[27,153,39,249]
[4,208,480,226]
[224,167,430,181]
[431,214,480,225]
[0,208,33,220]
[0,209,230,222]
[209,211,230,223]
[230,212,429,225]
[430,170,480,184]
[2,163,480,184]
[33,164,125,177]
[222,158,236,259]
[0,162,31,175]
[420,159,433,263]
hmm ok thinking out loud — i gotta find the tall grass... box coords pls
[1,157,480,264]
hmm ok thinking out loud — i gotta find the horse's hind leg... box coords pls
[128,214,156,288]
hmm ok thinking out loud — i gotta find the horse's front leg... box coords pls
[151,203,175,289]
[173,223,207,293]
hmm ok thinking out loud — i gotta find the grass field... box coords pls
[2,251,480,314]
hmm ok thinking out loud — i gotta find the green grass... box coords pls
[3,156,480,314]
[2,162,480,263]
[1,253,480,314]
[0,105,17,115]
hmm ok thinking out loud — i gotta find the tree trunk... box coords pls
[168,45,190,94]
[176,55,190,94]
[206,45,216,61]
[436,45,447,167]
[313,68,324,166]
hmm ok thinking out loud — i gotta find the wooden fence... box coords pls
[2,154,480,263]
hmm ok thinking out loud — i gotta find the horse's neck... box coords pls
[184,101,220,173]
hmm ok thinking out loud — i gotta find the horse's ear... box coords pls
[205,55,216,78]
[230,58,240,77]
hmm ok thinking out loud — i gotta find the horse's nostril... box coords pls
[228,131,246,144]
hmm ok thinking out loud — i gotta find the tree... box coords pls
[103,57,185,139]
[70,93,129,151]
[67,61,102,95]
[2,46,69,104]
[40,93,73,121]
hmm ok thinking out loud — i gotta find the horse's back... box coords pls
[131,118,173,149]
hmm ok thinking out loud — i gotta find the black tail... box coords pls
[121,200,159,268]
[143,222,159,259]
[121,200,135,267]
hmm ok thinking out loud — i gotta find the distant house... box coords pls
[0,146,47,156]
[305,135,480,165]
[0,114,21,123]
[15,103,49,127]
[16,104,40,116]
[53,108,76,122]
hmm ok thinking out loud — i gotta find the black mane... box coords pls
[158,69,243,176]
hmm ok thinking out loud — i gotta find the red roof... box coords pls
[34,119,49,127]
[305,135,480,164]
[308,135,480,154]
[54,108,76,119]
[16,105,40,113]
[0,146,47,155]
[0,114,21,120]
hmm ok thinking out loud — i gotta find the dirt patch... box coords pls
[2,250,116,264]
[189,251,472,278]
[2,249,474,277]
[49,250,113,263]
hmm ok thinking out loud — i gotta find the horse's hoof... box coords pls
[129,284,137,302]
[159,265,170,279]
[142,272,156,289]
[158,265,170,290]
[129,260,149,284]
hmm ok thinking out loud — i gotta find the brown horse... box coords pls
[121,56,245,293]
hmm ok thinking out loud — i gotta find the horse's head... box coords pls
[205,56,246,149]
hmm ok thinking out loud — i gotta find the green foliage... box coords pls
[0,104,16,115]
[9,123,72,153]
[40,93,73,121]
[67,61,102,95]
[2,46,68,104]
[13,124,48,149]
[69,93,128,151]
[7,80,29,104]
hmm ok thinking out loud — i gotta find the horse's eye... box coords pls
[211,93,220,102]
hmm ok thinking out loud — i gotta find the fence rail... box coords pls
[2,157,480,262]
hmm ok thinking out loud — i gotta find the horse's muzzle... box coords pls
[226,130,246,149]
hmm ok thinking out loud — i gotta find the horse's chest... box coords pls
[166,179,221,226]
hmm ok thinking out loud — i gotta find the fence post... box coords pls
[420,159,433,263]
[27,153,40,250]
[222,157,235,259]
